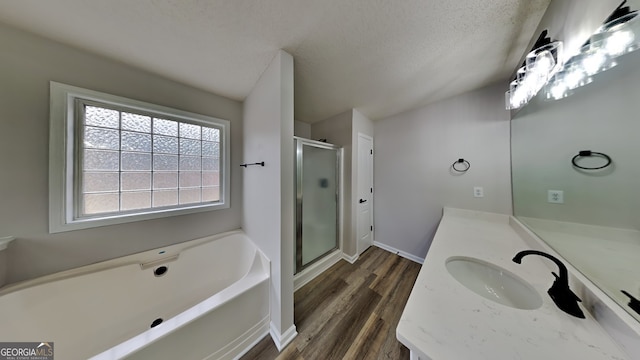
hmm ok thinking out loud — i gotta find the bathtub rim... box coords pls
[0,229,254,296]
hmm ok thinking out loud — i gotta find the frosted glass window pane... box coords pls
[202,187,220,202]
[122,112,151,132]
[84,150,119,171]
[121,152,151,171]
[84,193,119,214]
[84,127,119,150]
[153,190,178,208]
[121,191,151,211]
[180,156,201,171]
[153,172,178,189]
[179,122,201,140]
[202,141,219,157]
[121,172,151,191]
[153,135,178,154]
[153,118,178,136]
[179,188,201,204]
[202,157,219,171]
[153,154,178,171]
[180,138,201,155]
[121,131,152,152]
[179,171,201,188]
[202,171,219,187]
[85,106,119,128]
[202,127,220,141]
[83,172,119,192]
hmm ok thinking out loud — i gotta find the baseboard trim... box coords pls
[270,323,297,352]
[294,250,342,291]
[374,241,424,264]
[342,252,359,264]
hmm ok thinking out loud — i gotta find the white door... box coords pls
[356,133,374,254]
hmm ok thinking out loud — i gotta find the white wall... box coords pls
[374,83,512,259]
[0,22,243,284]
[242,50,296,348]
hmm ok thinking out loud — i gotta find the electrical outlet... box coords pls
[548,190,564,204]
[473,187,484,198]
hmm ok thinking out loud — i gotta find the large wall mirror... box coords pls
[511,0,640,323]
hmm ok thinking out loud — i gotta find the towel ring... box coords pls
[452,158,470,172]
[571,150,611,170]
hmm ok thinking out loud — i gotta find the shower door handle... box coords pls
[359,199,367,204]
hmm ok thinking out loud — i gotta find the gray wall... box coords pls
[0,22,243,284]
[373,83,512,259]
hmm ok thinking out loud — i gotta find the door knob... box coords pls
[359,199,367,203]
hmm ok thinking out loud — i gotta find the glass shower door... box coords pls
[296,139,339,273]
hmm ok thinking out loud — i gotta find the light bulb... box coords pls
[604,29,634,56]
[564,67,585,89]
[582,51,607,75]
[533,51,555,75]
[548,81,568,100]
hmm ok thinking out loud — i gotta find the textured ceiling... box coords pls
[0,0,550,123]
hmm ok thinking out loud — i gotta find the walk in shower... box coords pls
[295,137,341,274]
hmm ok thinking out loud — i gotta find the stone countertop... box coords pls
[518,216,640,324]
[396,208,629,360]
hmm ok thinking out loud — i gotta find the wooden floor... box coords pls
[240,246,421,360]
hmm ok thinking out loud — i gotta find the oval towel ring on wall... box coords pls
[452,158,470,172]
[571,150,611,170]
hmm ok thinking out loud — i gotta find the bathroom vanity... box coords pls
[396,208,635,359]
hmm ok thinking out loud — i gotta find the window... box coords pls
[49,82,230,233]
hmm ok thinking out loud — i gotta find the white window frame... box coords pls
[49,82,230,233]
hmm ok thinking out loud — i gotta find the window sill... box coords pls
[50,202,228,233]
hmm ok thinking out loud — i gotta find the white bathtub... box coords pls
[0,230,270,360]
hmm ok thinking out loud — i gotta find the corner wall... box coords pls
[294,121,311,138]
[373,83,512,259]
[242,50,296,349]
[0,22,243,284]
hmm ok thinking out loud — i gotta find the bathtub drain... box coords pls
[150,318,163,328]
[154,266,168,277]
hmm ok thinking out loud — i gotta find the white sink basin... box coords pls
[446,256,542,310]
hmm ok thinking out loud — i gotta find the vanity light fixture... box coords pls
[593,5,639,58]
[543,2,640,102]
[506,41,563,109]
[545,59,594,101]
[580,42,618,76]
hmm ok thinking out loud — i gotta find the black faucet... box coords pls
[621,290,640,315]
[512,250,585,319]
